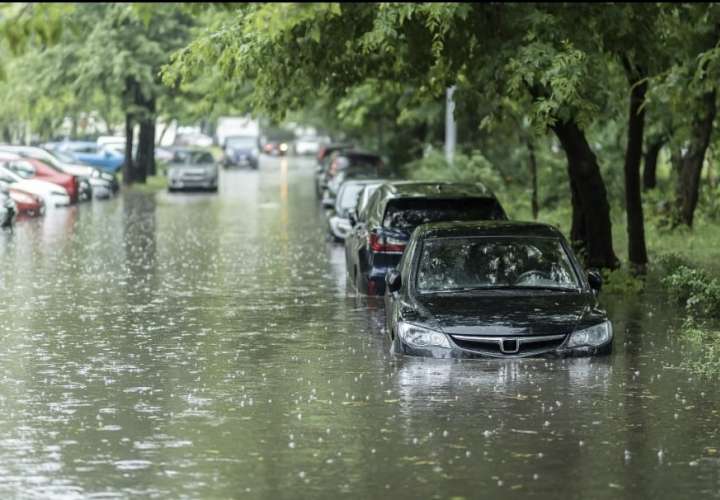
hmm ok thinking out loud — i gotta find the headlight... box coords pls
[398,322,450,348]
[567,321,612,348]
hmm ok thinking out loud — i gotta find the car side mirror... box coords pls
[386,270,402,294]
[348,210,358,227]
[587,269,602,294]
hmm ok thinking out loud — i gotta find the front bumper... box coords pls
[169,177,218,190]
[225,156,258,168]
[393,337,613,359]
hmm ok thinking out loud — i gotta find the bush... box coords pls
[654,252,693,276]
[662,265,720,317]
[601,268,645,294]
[404,150,504,194]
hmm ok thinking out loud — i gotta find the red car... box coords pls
[4,157,79,203]
[9,186,45,217]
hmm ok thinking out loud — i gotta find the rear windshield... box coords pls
[383,197,506,230]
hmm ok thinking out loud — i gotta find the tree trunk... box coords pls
[123,112,135,186]
[527,137,539,220]
[642,137,664,191]
[137,119,155,181]
[674,90,716,228]
[623,76,649,272]
[551,119,619,269]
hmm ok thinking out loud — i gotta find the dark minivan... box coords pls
[384,220,611,359]
[345,181,507,295]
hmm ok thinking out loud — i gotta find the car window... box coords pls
[383,197,505,230]
[7,160,36,178]
[416,236,581,292]
[360,188,383,223]
[171,150,214,164]
[336,184,365,214]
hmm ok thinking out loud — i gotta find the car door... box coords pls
[385,236,417,340]
[344,188,376,280]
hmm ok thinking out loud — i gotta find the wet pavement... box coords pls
[0,156,719,499]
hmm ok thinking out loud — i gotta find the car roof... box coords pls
[413,220,565,240]
[0,151,22,160]
[377,180,496,200]
[340,179,385,187]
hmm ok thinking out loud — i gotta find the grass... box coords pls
[126,175,167,194]
[116,161,169,194]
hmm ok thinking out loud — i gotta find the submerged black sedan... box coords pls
[384,221,612,358]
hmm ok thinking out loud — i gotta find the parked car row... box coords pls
[0,144,120,227]
[316,146,613,360]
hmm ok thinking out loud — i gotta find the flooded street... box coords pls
[1,156,719,499]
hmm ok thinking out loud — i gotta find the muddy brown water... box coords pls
[0,156,718,499]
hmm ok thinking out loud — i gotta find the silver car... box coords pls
[327,179,384,241]
[167,149,219,192]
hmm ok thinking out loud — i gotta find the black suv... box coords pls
[344,181,507,295]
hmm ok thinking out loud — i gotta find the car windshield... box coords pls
[383,197,505,230]
[416,236,581,293]
[226,137,257,149]
[171,150,214,164]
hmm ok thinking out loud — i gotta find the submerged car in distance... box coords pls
[326,180,384,241]
[315,143,354,198]
[222,135,260,169]
[167,149,219,192]
[345,181,507,295]
[295,135,328,156]
[384,220,611,359]
[0,165,69,207]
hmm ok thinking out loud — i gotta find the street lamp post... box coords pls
[445,85,457,165]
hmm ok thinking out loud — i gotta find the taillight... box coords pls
[369,232,406,253]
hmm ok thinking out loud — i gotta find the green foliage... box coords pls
[405,150,503,192]
[677,317,720,378]
[601,268,645,295]
[662,266,720,317]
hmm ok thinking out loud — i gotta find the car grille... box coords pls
[450,334,566,357]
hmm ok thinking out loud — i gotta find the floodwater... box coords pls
[0,156,718,499]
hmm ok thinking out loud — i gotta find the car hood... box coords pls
[59,163,95,177]
[14,179,68,197]
[409,292,598,336]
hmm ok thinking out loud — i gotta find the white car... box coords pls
[295,136,327,156]
[0,164,70,207]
